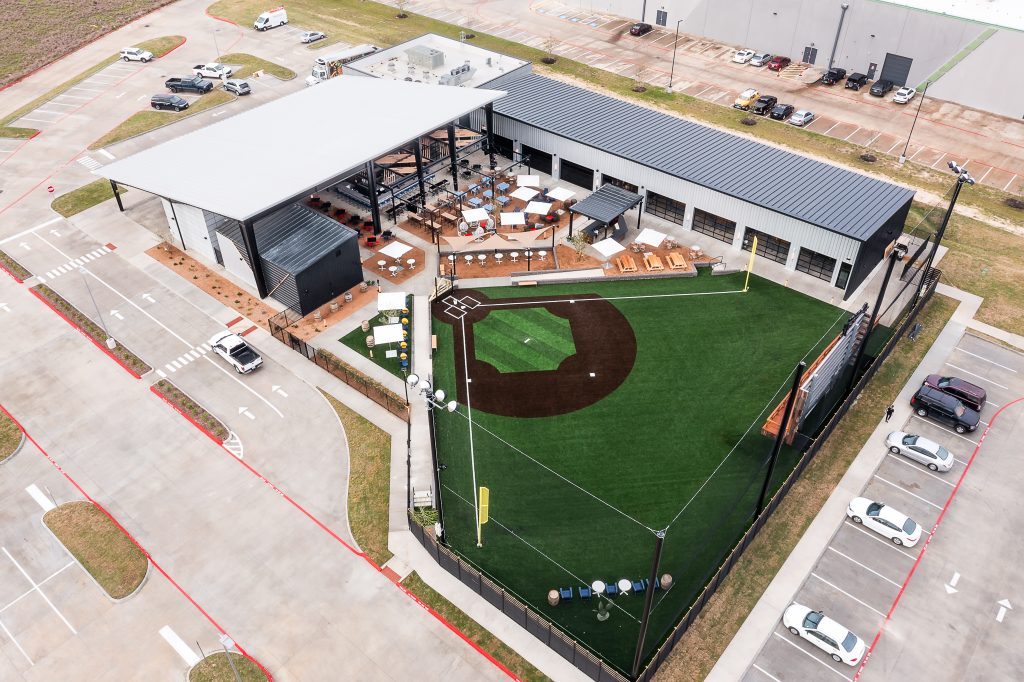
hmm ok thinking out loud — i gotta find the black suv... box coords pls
[870,79,894,96]
[769,103,795,120]
[751,95,778,116]
[821,67,846,85]
[910,385,980,434]
[845,73,868,90]
[150,94,189,111]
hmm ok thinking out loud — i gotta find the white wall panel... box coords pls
[172,202,216,262]
[216,233,258,290]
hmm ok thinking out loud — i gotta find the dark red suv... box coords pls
[767,56,792,71]
[923,374,987,412]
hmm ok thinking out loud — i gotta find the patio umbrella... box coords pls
[510,186,539,202]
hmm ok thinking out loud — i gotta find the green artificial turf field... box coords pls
[473,308,577,374]
[431,272,845,673]
[340,295,411,378]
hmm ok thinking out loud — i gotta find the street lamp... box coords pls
[666,19,685,94]
[899,80,931,164]
[524,249,533,272]
[407,374,456,536]
[915,161,975,300]
[78,268,116,350]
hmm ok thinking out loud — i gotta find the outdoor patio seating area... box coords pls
[361,238,427,284]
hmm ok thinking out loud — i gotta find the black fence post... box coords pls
[631,530,665,679]
[756,361,806,517]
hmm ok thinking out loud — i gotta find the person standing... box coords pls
[884,403,895,423]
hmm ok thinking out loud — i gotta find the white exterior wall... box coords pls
[216,233,258,290]
[171,202,217,262]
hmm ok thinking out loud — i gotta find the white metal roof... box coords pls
[97,76,503,221]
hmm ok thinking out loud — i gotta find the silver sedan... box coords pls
[885,431,954,472]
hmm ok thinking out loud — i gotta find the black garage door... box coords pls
[492,134,514,160]
[559,159,594,190]
[521,144,552,175]
[879,53,913,86]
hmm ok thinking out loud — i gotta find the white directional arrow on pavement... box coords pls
[945,571,960,595]
[109,309,124,320]
[997,599,1013,623]
[19,242,30,251]
[0,303,9,313]
[271,385,289,398]
[238,406,255,420]
[50,229,61,237]
[142,293,156,303]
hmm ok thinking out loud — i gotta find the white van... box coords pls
[254,7,288,31]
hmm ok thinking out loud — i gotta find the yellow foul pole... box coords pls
[743,236,758,292]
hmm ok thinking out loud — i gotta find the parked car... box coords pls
[193,63,234,79]
[120,47,153,63]
[733,88,759,109]
[845,73,868,90]
[767,56,792,71]
[923,374,987,411]
[770,103,795,120]
[821,67,846,85]
[732,49,756,64]
[150,94,189,112]
[783,604,866,666]
[893,86,916,104]
[910,385,980,433]
[300,30,326,44]
[749,52,772,67]
[751,95,778,116]
[210,331,263,374]
[224,79,251,95]
[870,79,895,96]
[254,7,288,30]
[788,109,815,126]
[165,76,213,94]
[885,431,954,471]
[846,497,922,546]
[629,22,653,36]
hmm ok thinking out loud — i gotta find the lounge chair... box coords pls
[605,582,618,596]
[632,580,645,593]
[559,587,573,601]
[579,586,592,599]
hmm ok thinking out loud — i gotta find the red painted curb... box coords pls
[853,396,1024,680]
[149,385,226,445]
[157,35,187,58]
[0,259,26,283]
[28,130,41,140]
[0,402,275,682]
[28,287,142,379]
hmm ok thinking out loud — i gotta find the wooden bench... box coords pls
[667,252,687,270]
[615,255,638,273]
[518,280,538,287]
[431,334,438,351]
[644,254,665,271]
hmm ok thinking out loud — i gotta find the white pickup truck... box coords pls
[210,331,263,374]
[193,63,234,79]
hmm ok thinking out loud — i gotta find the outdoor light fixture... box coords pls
[433,389,446,402]
[948,161,976,184]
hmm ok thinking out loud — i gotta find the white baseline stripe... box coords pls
[159,625,201,666]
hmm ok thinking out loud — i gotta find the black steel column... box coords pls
[426,401,445,537]
[848,247,904,393]
[568,211,575,238]
[365,160,382,236]
[827,3,850,72]
[110,180,124,212]
[756,361,806,516]
[167,201,186,250]
[484,102,496,169]
[447,122,460,192]
[239,219,268,298]
[413,139,427,208]
[631,530,665,678]
[917,177,966,301]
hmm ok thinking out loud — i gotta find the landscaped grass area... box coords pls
[216,53,296,80]
[189,652,266,682]
[340,295,412,379]
[319,389,393,565]
[51,179,127,218]
[89,89,233,150]
[474,308,576,374]
[402,571,549,682]
[0,411,22,463]
[657,292,957,681]
[44,501,149,599]
[432,272,846,672]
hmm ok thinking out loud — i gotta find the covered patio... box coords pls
[567,183,644,241]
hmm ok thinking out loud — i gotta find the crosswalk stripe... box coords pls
[165,364,176,373]
[170,360,181,370]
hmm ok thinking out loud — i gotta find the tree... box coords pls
[396,0,409,18]
[565,233,590,263]
[632,65,650,93]
[541,36,559,64]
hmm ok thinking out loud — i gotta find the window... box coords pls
[602,174,638,194]
[796,247,837,282]
[655,9,668,26]
[743,228,790,265]
[692,208,736,244]
[646,191,686,226]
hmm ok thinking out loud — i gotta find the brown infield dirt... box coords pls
[433,288,637,418]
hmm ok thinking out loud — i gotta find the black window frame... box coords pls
[646,190,686,226]
[692,208,736,244]
[742,227,790,265]
[796,247,837,282]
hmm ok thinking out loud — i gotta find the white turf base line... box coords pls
[476,288,747,308]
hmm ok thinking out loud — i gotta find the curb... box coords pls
[0,431,26,465]
[0,258,27,283]
[149,385,227,444]
[91,91,238,152]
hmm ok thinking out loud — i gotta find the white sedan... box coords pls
[788,110,815,126]
[193,63,234,79]
[885,431,954,472]
[893,86,916,104]
[210,331,263,374]
[783,603,867,666]
[300,30,326,44]
[732,49,756,64]
[120,47,153,62]
[847,497,922,546]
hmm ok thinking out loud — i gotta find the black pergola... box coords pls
[568,183,644,238]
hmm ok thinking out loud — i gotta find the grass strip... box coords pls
[189,652,266,682]
[319,389,393,565]
[339,306,412,380]
[33,284,152,376]
[43,501,148,599]
[51,178,127,218]
[0,35,184,138]
[89,89,234,150]
[402,571,550,682]
[153,379,229,441]
[0,411,22,463]
[216,53,296,80]
[0,249,32,281]
[655,293,958,681]
[920,28,997,89]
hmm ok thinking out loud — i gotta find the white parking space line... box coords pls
[884,454,955,486]
[1,562,75,615]
[772,632,852,680]
[908,415,978,444]
[159,625,201,666]
[843,520,918,558]
[752,664,782,682]
[886,140,904,154]
[25,484,56,512]
[811,572,886,618]
[97,149,115,160]
[0,620,33,665]
[827,547,901,587]
[843,126,861,141]
[944,363,1009,390]
[873,475,943,510]
[2,547,76,634]
[953,347,1018,373]
[38,101,77,108]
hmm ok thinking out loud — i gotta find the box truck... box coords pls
[304,44,381,86]
[254,7,287,31]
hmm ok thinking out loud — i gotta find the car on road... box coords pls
[769,103,795,120]
[120,47,154,63]
[910,385,980,433]
[150,94,189,112]
[733,88,759,109]
[767,55,792,71]
[751,95,778,116]
[300,30,326,44]
[782,604,866,666]
[893,86,917,104]
[923,374,987,411]
[193,63,234,79]
[210,331,263,374]
[886,431,955,472]
[732,49,756,64]
[629,22,653,36]
[224,79,251,95]
[749,52,772,67]
[821,67,846,85]
[846,497,922,546]
[165,76,213,94]
[845,73,868,90]
[870,78,895,96]
[788,109,815,126]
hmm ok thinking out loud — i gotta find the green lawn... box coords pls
[432,273,845,673]
[340,295,411,378]
[51,179,127,217]
[89,89,233,150]
[474,308,576,373]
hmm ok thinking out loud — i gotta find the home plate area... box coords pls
[441,294,481,320]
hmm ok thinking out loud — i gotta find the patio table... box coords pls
[468,197,483,207]
[496,182,510,192]
[496,196,510,206]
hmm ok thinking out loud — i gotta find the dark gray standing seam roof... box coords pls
[493,75,915,242]
[570,184,643,224]
[256,204,357,274]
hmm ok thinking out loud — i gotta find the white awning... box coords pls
[547,186,575,202]
[635,228,667,248]
[517,175,540,187]
[524,201,552,215]
[377,291,409,312]
[509,186,538,201]
[379,241,413,259]
[591,238,625,259]
[500,212,526,226]
[462,208,489,223]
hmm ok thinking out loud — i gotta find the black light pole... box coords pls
[847,243,908,393]
[899,80,931,164]
[756,361,806,517]
[525,249,533,272]
[403,377,413,510]
[666,19,685,93]
[827,3,850,72]
[917,162,975,300]
[631,530,665,678]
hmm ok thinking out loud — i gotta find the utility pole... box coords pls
[899,81,931,164]
[666,19,685,93]
[915,162,975,302]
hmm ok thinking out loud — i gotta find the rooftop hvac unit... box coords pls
[406,45,445,69]
[439,60,476,86]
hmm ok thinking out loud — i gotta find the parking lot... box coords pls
[745,332,1024,681]
[11,60,147,131]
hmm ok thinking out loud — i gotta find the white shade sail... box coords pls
[591,238,625,259]
[499,212,526,226]
[510,186,539,201]
[547,186,575,202]
[635,228,667,248]
[462,207,489,223]
[517,174,540,187]
[372,323,404,344]
[379,241,413,259]
[524,201,553,215]
[377,291,409,312]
